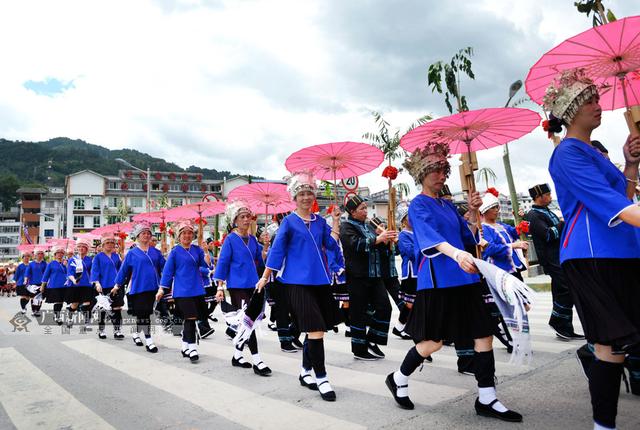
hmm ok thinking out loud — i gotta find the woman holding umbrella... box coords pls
[114,222,165,353]
[214,200,272,376]
[257,171,342,401]
[545,68,640,430]
[385,142,522,422]
[158,221,209,363]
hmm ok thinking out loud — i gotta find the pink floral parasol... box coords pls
[227,182,295,215]
[132,210,170,224]
[526,15,640,111]
[164,201,226,222]
[17,244,37,253]
[285,141,384,182]
[400,108,541,155]
[90,222,135,236]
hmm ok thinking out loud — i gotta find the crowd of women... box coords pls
[3,67,640,429]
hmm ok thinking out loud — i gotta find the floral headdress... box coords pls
[542,68,598,124]
[286,170,317,199]
[402,142,451,185]
[225,199,253,226]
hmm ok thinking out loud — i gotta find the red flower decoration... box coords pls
[382,166,398,180]
[154,172,162,180]
[516,220,530,235]
[125,171,133,178]
[311,200,319,213]
[162,183,169,192]
[159,222,166,233]
[117,232,127,240]
[168,228,174,236]
[541,120,550,132]
[142,183,148,191]
[325,204,336,215]
[213,240,222,248]
[200,184,207,192]
[486,187,499,197]
[181,183,189,192]
[195,217,208,225]
[169,173,176,181]
[139,172,146,179]
[181,174,189,181]
[120,182,129,190]
[196,174,203,181]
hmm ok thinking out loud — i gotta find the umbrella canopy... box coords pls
[400,108,541,154]
[164,201,226,222]
[285,141,384,181]
[227,182,295,215]
[17,244,37,253]
[132,209,170,223]
[526,15,640,111]
[91,222,135,235]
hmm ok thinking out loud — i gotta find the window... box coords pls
[169,184,180,192]
[107,215,120,225]
[73,198,85,210]
[93,216,101,228]
[130,182,143,191]
[171,198,183,207]
[188,184,200,192]
[45,200,56,209]
[74,216,84,228]
[44,229,54,238]
[108,197,120,208]
[92,196,101,209]
[108,181,119,190]
[0,225,19,233]
[130,197,144,208]
[152,183,160,191]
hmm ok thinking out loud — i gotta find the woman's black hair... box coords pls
[547,114,565,134]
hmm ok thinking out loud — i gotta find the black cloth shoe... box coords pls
[200,327,215,339]
[253,363,272,376]
[225,327,237,339]
[299,374,318,390]
[267,322,277,331]
[188,350,199,363]
[392,327,412,340]
[113,331,125,339]
[576,344,594,380]
[552,325,585,341]
[281,342,297,353]
[385,373,414,410]
[354,351,380,361]
[318,381,336,402]
[145,343,158,353]
[475,398,522,422]
[232,356,252,368]
[368,343,385,358]
[132,336,144,347]
[292,338,304,349]
[344,330,351,338]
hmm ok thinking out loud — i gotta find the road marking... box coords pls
[0,347,115,430]
[63,339,365,430]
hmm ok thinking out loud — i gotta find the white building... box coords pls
[39,187,66,243]
[0,220,20,261]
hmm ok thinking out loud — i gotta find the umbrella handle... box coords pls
[624,110,640,138]
[464,143,484,259]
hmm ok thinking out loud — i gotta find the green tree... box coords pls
[574,1,616,26]
[427,47,475,113]
[0,174,21,211]
[476,167,498,189]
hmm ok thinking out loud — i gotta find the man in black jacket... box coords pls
[340,195,395,361]
[525,183,583,340]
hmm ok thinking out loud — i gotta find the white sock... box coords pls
[252,353,267,369]
[188,343,197,354]
[233,348,244,360]
[395,322,406,332]
[132,332,140,340]
[393,370,409,398]
[478,387,507,412]
[182,341,189,351]
[316,376,333,394]
[145,337,154,346]
[594,422,615,430]
[300,366,312,376]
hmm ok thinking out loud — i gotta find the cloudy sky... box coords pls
[1,0,637,197]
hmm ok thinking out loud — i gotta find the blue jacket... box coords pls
[397,230,419,279]
[14,263,28,286]
[549,137,640,262]
[160,245,208,297]
[409,194,479,290]
[266,213,340,286]
[67,255,93,287]
[42,260,68,289]
[25,260,47,285]
[115,247,165,295]
[481,222,524,273]
[214,232,263,289]
[90,252,122,290]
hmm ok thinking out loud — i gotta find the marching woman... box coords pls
[257,171,342,401]
[90,233,124,339]
[214,201,272,375]
[479,192,528,280]
[15,251,31,314]
[41,245,68,325]
[65,237,94,330]
[158,221,209,363]
[386,142,522,422]
[24,248,47,317]
[114,222,165,353]
[545,68,640,430]
[395,204,418,340]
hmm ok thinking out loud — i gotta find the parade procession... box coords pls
[1,2,640,429]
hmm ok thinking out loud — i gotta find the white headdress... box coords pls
[286,170,317,199]
[225,199,253,226]
[479,193,500,215]
[543,68,598,124]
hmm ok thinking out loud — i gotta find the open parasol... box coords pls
[165,201,226,245]
[227,182,295,224]
[285,141,384,204]
[400,107,541,255]
[526,15,640,134]
[133,210,171,254]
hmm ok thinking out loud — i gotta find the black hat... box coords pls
[529,183,551,199]
[345,195,368,212]
[206,237,214,244]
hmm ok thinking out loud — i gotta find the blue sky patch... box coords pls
[23,78,75,97]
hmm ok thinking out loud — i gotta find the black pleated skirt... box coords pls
[400,278,417,304]
[102,287,125,308]
[16,285,35,297]
[44,287,67,303]
[405,282,494,343]
[65,286,95,304]
[127,290,156,317]
[562,258,640,350]
[330,282,349,302]
[174,295,207,319]
[285,284,342,332]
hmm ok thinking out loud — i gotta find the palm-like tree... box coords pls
[476,167,497,190]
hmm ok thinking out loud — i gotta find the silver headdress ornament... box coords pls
[402,142,451,185]
[131,222,152,239]
[543,68,598,124]
[395,201,410,226]
[225,199,253,226]
[286,170,317,199]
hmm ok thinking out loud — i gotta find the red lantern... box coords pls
[120,182,129,190]
[139,172,146,179]
[162,183,169,193]
[142,183,148,191]
[181,183,189,192]
[154,172,162,180]
[200,184,207,192]
[196,174,203,181]
[159,222,166,232]
[168,173,176,181]
[125,171,133,178]
[181,174,189,181]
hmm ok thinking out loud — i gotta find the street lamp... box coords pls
[502,80,523,223]
[115,158,151,212]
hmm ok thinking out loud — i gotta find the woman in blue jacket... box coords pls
[65,237,94,330]
[41,245,68,325]
[545,68,640,430]
[15,251,31,314]
[158,221,210,362]
[257,171,342,401]
[214,200,271,376]
[23,248,46,317]
[91,233,124,340]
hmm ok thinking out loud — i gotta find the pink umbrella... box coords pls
[91,222,135,236]
[228,182,295,216]
[526,15,640,132]
[17,244,36,253]
[165,201,226,245]
[133,209,172,254]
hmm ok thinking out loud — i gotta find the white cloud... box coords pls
[0,0,638,202]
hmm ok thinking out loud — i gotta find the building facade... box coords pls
[0,220,20,260]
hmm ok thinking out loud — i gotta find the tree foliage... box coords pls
[574,0,616,26]
[427,47,475,113]
[362,111,431,162]
[476,167,498,189]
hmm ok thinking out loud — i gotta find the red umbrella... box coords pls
[526,15,640,133]
[400,107,540,254]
